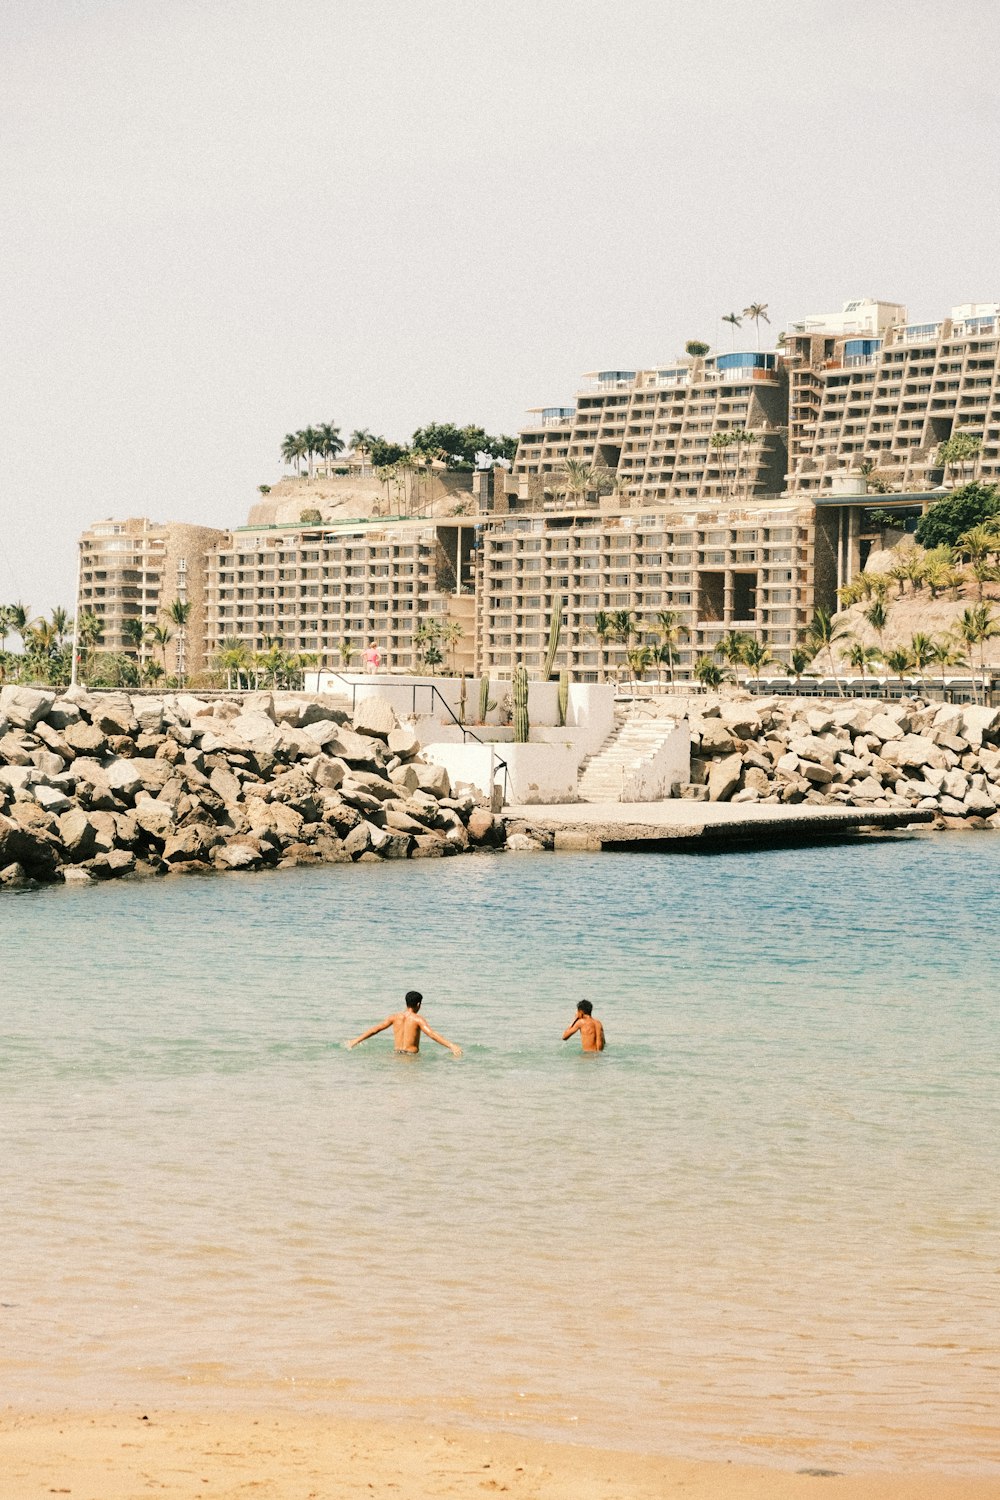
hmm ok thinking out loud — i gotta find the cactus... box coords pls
[543,593,563,680]
[458,675,467,724]
[513,664,529,742]
[558,669,570,727]
[476,681,494,726]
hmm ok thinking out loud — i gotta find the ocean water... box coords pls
[2,836,998,1473]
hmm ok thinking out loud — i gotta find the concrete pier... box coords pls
[503,801,935,851]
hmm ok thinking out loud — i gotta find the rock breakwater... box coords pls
[683,694,1000,827]
[0,686,505,888]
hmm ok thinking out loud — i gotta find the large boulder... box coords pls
[708,753,743,802]
[104,759,145,798]
[63,720,108,756]
[353,697,398,740]
[57,807,100,860]
[228,711,282,754]
[0,686,55,730]
[387,725,420,759]
[93,696,137,736]
[305,754,346,792]
[961,705,1000,747]
[413,762,450,798]
[326,726,385,768]
[131,696,165,735]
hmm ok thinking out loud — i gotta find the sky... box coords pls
[2,0,1000,615]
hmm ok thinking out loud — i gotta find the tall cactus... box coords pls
[558,669,570,727]
[543,593,564,681]
[458,674,467,724]
[513,664,529,742]
[479,674,495,723]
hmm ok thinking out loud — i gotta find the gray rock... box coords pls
[708,753,743,803]
[88,848,136,879]
[57,808,99,860]
[63,720,108,756]
[104,759,144,798]
[387,725,419,759]
[413,762,450,797]
[698,719,737,755]
[214,842,262,870]
[0,686,55,730]
[866,713,906,743]
[209,765,243,804]
[961,705,1000,746]
[353,696,398,739]
[33,784,72,813]
[0,731,35,765]
[228,711,282,753]
[93,698,137,736]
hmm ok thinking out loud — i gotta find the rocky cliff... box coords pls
[0,687,505,888]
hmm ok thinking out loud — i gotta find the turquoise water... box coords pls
[2,837,998,1472]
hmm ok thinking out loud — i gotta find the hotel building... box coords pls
[76,295,1000,684]
[77,518,225,679]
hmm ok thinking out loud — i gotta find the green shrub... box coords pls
[914,483,999,548]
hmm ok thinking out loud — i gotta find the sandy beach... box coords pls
[3,1410,1000,1500]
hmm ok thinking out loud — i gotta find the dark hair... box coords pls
[578,1000,593,1016]
[405,990,423,1010]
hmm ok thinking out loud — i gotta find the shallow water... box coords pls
[2,836,998,1471]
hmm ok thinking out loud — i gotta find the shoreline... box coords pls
[3,1409,1000,1500]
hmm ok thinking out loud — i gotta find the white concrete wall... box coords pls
[421,741,583,805]
[620,722,690,800]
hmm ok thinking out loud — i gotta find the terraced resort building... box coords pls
[75,295,1000,684]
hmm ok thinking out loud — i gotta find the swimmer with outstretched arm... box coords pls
[562,999,606,1052]
[347,990,462,1057]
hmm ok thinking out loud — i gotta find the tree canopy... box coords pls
[914,483,1000,549]
[410,422,516,468]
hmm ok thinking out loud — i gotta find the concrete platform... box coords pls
[502,800,935,850]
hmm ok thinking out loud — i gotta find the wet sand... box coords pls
[2,1411,998,1500]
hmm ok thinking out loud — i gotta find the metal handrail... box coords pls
[319,671,511,804]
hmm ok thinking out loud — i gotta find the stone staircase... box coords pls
[576,717,681,802]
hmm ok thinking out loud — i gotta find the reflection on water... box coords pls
[2,837,999,1471]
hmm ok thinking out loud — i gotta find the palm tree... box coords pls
[722,311,742,349]
[863,597,889,659]
[929,637,963,691]
[10,602,31,652]
[653,609,689,688]
[216,638,252,690]
[142,660,165,685]
[884,647,915,693]
[149,622,173,676]
[610,609,636,684]
[349,429,375,468]
[316,422,344,475]
[281,432,307,474]
[741,638,774,683]
[717,629,753,673]
[843,640,882,686]
[121,616,148,664]
[166,598,192,684]
[806,606,848,692]
[588,609,615,683]
[625,644,653,692]
[442,620,465,672]
[709,430,733,493]
[299,426,322,481]
[908,632,937,678]
[338,638,355,669]
[787,645,815,685]
[560,458,596,508]
[694,654,727,690]
[743,302,770,348]
[0,604,15,651]
[951,604,998,704]
[956,524,1000,600]
[50,607,71,646]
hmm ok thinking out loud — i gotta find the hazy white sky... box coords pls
[2,0,999,613]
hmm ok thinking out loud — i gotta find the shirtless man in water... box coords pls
[347,990,462,1057]
[562,999,606,1052]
